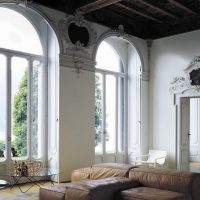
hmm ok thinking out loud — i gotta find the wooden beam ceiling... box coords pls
[32,0,200,39]
[116,3,162,23]
[97,8,148,37]
[138,0,178,19]
[77,0,123,14]
[168,0,196,14]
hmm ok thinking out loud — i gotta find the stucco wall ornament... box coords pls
[170,56,200,94]
[58,11,97,51]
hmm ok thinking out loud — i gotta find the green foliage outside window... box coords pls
[12,71,28,157]
[12,67,38,157]
[95,74,102,146]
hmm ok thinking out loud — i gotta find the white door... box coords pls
[179,97,190,171]
[190,98,200,162]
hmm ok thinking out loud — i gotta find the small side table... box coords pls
[0,180,9,188]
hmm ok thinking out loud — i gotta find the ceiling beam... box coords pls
[138,0,178,19]
[168,0,196,14]
[77,0,123,14]
[116,3,162,23]
[98,8,148,37]
[102,8,141,25]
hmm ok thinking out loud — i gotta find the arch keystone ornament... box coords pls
[170,56,200,94]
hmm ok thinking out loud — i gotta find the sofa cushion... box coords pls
[65,177,139,200]
[90,163,137,180]
[71,167,91,182]
[117,187,191,200]
[129,167,200,199]
[39,185,66,200]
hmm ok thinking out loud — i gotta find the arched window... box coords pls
[95,36,141,164]
[95,40,125,155]
[0,7,44,161]
[0,6,59,166]
[0,7,43,55]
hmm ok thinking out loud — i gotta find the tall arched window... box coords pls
[95,36,141,164]
[95,41,125,155]
[0,5,59,167]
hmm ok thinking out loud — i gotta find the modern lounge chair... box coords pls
[133,149,167,167]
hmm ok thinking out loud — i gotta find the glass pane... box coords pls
[0,7,43,55]
[118,77,125,152]
[95,73,103,154]
[105,75,116,153]
[32,60,42,159]
[0,54,6,161]
[11,57,28,159]
[96,41,123,73]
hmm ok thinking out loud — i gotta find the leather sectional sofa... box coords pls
[39,163,200,200]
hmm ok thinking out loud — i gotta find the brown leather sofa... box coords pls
[71,163,138,182]
[39,163,200,200]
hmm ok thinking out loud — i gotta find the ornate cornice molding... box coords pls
[170,56,200,94]
[59,54,96,73]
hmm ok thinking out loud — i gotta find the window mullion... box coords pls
[116,76,118,155]
[7,54,12,168]
[102,73,106,155]
[28,58,32,160]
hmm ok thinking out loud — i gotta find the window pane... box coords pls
[96,41,123,73]
[32,60,42,159]
[0,54,6,161]
[11,57,28,159]
[118,77,125,152]
[0,7,43,55]
[95,73,103,154]
[105,75,116,153]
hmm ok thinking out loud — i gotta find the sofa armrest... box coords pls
[129,167,200,198]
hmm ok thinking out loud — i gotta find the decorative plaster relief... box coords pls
[60,54,96,75]
[170,56,200,94]
[58,12,97,59]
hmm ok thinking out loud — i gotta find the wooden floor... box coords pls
[0,181,64,200]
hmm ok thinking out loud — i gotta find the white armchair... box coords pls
[133,150,167,167]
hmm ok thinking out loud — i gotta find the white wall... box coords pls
[59,66,95,181]
[150,30,200,168]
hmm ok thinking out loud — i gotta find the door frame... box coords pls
[174,92,200,170]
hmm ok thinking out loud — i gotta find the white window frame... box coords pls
[95,66,126,156]
[0,47,45,162]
